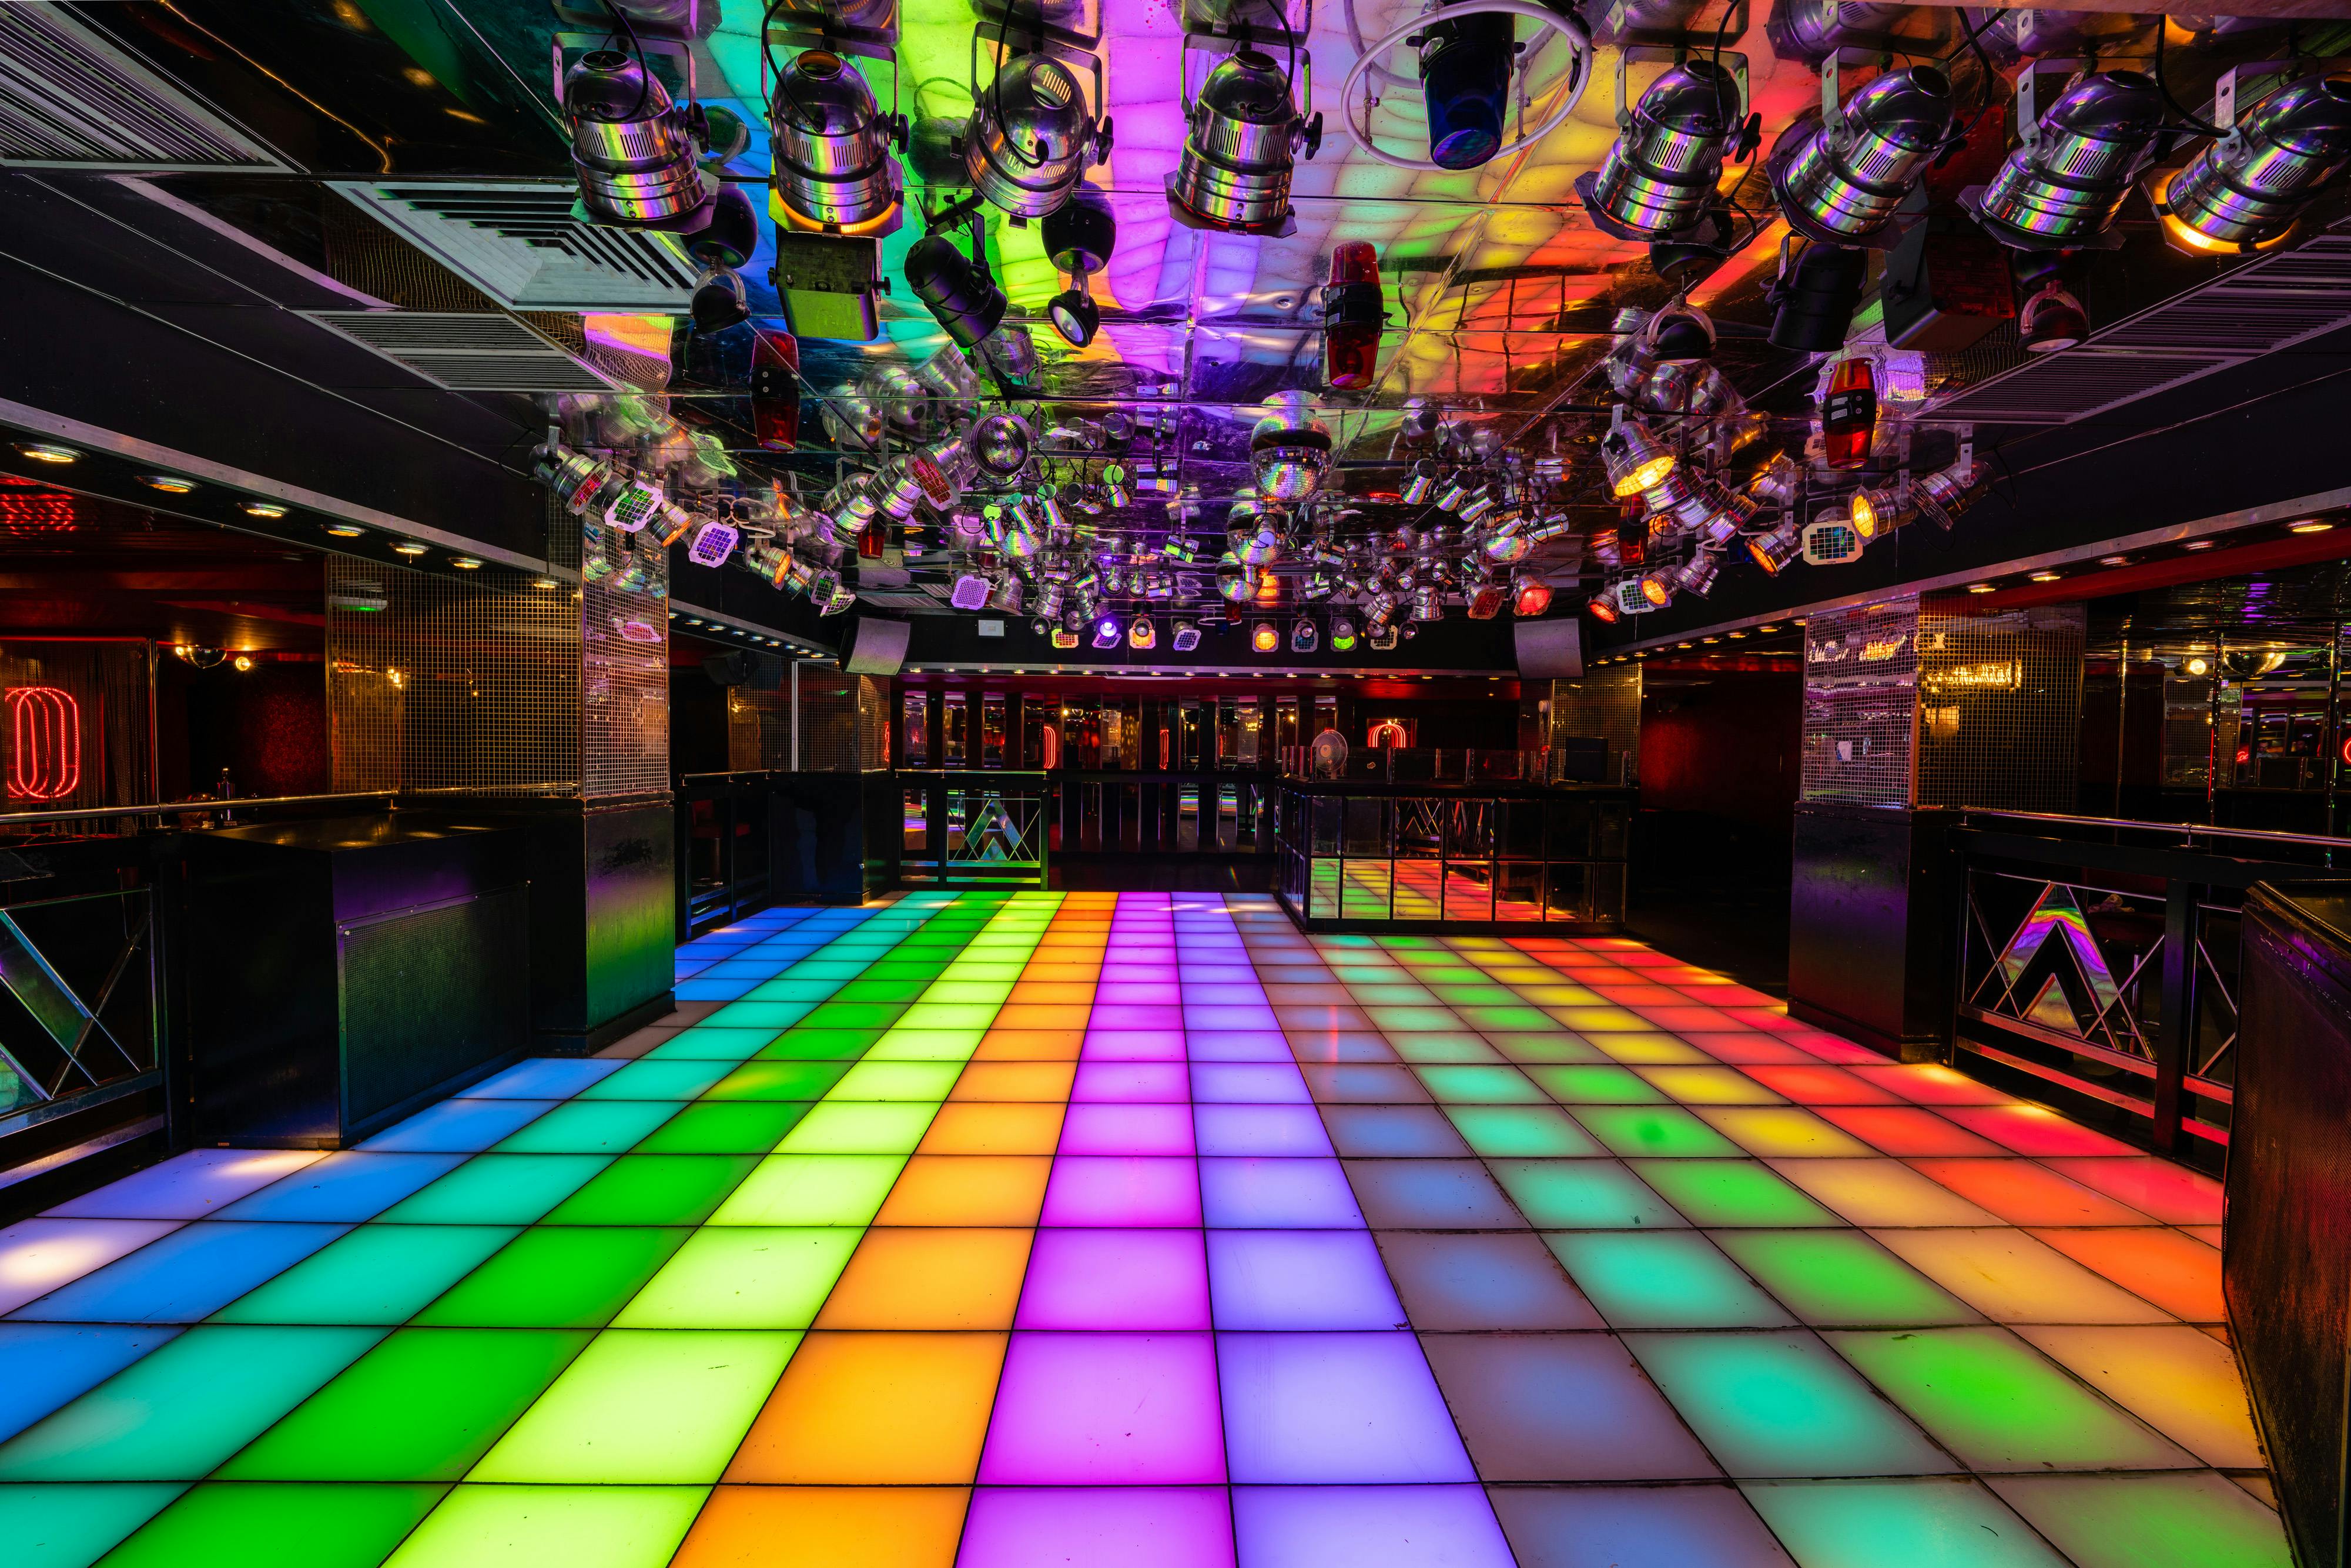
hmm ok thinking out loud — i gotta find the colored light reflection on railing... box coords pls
[5,685,79,800]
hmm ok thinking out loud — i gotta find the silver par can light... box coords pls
[771,49,903,233]
[967,52,1107,218]
[1575,59,1740,242]
[563,50,715,229]
[1972,71,2165,249]
[2156,75,2351,252]
[1769,66,1955,246]
[1170,48,1319,236]
[1912,455,1994,531]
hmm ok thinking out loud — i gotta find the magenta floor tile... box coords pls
[959,1487,1235,1568]
[979,1332,1227,1483]
[1195,1105,1335,1158]
[1208,1229,1408,1329]
[1041,1156,1204,1227]
[1059,1103,1197,1157]
[1200,1158,1365,1228]
[1017,1228,1212,1329]
[1096,981,1183,1006]
[1087,1005,1185,1033]
[1218,1331,1477,1483]
[1073,1061,1193,1103]
[1083,1029,1188,1061]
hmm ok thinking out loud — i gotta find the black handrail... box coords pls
[0,790,398,829]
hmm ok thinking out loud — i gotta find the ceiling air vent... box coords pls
[1930,228,2351,426]
[0,5,286,170]
[300,311,617,393]
[330,181,699,311]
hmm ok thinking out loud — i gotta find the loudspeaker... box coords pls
[701,651,755,687]
[842,616,910,675]
[1514,618,1583,679]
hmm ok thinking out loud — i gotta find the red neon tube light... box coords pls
[6,686,80,800]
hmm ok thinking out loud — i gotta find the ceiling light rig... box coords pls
[561,46,720,232]
[1169,42,1321,236]
[966,47,1111,219]
[2154,75,2351,253]
[1341,1,1593,173]
[769,48,906,234]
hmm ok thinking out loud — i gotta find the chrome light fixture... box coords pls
[2157,75,2351,253]
[1291,617,1319,652]
[1328,612,1358,651]
[1576,60,1740,241]
[686,515,741,567]
[771,49,904,233]
[1673,548,1722,597]
[968,411,1033,480]
[1419,8,1516,170]
[1043,182,1116,347]
[1971,71,2165,250]
[1170,46,1321,236]
[905,218,1005,349]
[967,51,1108,218]
[1600,418,1677,498]
[1913,455,1994,530]
[1251,395,1332,502]
[1746,514,1803,574]
[562,49,715,229]
[1770,66,1955,245]
[1637,562,1677,607]
[1091,614,1122,649]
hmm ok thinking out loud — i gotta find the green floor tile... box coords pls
[221,1328,591,1481]
[1486,1034,1602,1063]
[828,1061,965,1101]
[413,1228,691,1328]
[1348,984,1439,1005]
[0,1326,383,1480]
[1444,1105,1603,1158]
[1364,1006,1467,1033]
[472,1329,798,1483]
[705,1154,907,1225]
[212,1227,518,1325]
[1988,1473,2296,1568]
[612,1227,862,1328]
[830,977,935,1005]
[754,1028,889,1061]
[1630,1161,1844,1227]
[740,978,845,1003]
[381,1483,708,1568]
[0,1483,185,1568]
[1426,983,1520,1007]
[629,1101,814,1154]
[493,1102,681,1155]
[702,1002,816,1030]
[705,1060,855,1100]
[578,1061,738,1101]
[1415,1065,1547,1104]
[797,1001,915,1031]
[1548,1232,1797,1328]
[1385,1035,1506,1064]
[1525,1065,1667,1104]
[1828,1328,2192,1471]
[542,1156,762,1227]
[1490,1159,1685,1228]
[1626,1331,1951,1478]
[644,1028,779,1062]
[1455,1005,1562,1032]
[1712,1231,1980,1326]
[96,1480,447,1568]
[1572,1105,1744,1157]
[379,1155,611,1225]
[1741,1477,2067,1568]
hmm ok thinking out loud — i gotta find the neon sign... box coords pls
[6,686,79,800]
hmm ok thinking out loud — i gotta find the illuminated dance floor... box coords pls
[0,892,2288,1566]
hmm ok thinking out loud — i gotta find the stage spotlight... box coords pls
[1770,67,1954,245]
[1512,575,1553,617]
[1601,419,1676,499]
[2158,76,2351,252]
[1051,625,1080,649]
[1411,584,1446,621]
[1291,618,1319,653]
[969,412,1033,480]
[1130,615,1156,649]
[1848,483,1904,538]
[2017,273,2089,354]
[1328,612,1358,651]
[691,264,749,331]
[967,51,1104,218]
[1419,8,1515,170]
[1368,623,1402,651]
[1821,356,1877,469]
[1172,619,1203,652]
[1972,72,2165,250]
[562,49,714,229]
[771,49,903,232]
[1913,455,1994,530]
[1252,621,1280,654]
[1638,564,1677,607]
[686,515,741,567]
[1043,182,1116,347]
[1746,515,1803,574]
[1768,240,1867,351]
[1674,550,1722,597]
[1092,614,1123,649]
[1576,59,1741,241]
[1171,47,1319,235]
[1322,240,1385,390]
[1586,592,1620,624]
[906,222,1006,349]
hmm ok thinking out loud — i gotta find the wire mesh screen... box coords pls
[1549,667,1642,785]
[798,672,887,771]
[726,655,791,770]
[580,540,669,800]
[1917,602,2085,810]
[0,640,151,811]
[1801,598,1920,807]
[327,558,583,797]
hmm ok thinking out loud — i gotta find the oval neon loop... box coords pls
[6,685,80,801]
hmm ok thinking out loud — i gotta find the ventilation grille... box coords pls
[302,311,617,392]
[0,5,284,169]
[1930,229,2351,425]
[331,181,698,310]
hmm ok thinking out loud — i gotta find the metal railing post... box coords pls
[2154,881,2195,1155]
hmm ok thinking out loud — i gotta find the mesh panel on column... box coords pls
[726,655,791,770]
[1549,666,1642,785]
[581,547,669,800]
[1801,598,1920,807]
[799,672,885,771]
[1917,602,2085,811]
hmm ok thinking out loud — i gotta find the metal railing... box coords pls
[0,791,398,833]
[893,770,1050,890]
[675,772,778,938]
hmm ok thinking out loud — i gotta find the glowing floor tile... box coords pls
[1231,1484,1519,1568]
[632,1101,814,1154]
[0,1218,183,1315]
[1767,1158,2004,1227]
[210,1224,516,1325]
[705,1061,855,1102]
[1636,1068,1790,1106]
[1322,1105,1475,1158]
[1341,1159,1522,1228]
[1071,1061,1190,1102]
[916,1105,1064,1156]
[1525,1064,1667,1104]
[2027,1227,2225,1321]
[1489,1483,1796,1568]
[814,1228,1033,1330]
[97,1480,447,1568]
[1419,1333,1722,1480]
[221,1326,589,1479]
[1385,1034,1508,1064]
[1039,1156,1200,1227]
[543,1155,762,1227]
[580,1060,741,1101]
[708,1155,907,1226]
[1845,1064,2016,1105]
[9,1220,347,1324]
[950,1062,1076,1102]
[1709,1230,1977,1327]
[751,1028,886,1061]
[1739,1477,2068,1568]
[1444,1104,1604,1158]
[1017,1228,1211,1330]
[1988,1471,2296,1568]
[1697,1108,1878,1159]
[1489,1159,1684,1228]
[979,1332,1224,1484]
[1195,1104,1333,1157]
[728,1331,1005,1483]
[829,1061,966,1101]
[1207,1229,1405,1329]
[2015,1324,2265,1469]
[1625,1332,1951,1478]
[379,1154,613,1224]
[217,1151,465,1221]
[462,1058,625,1099]
[875,1155,1051,1226]
[1571,1107,1744,1158]
[1829,1325,2193,1471]
[1548,1232,1796,1328]
[1629,1161,1842,1228]
[0,1325,179,1445]
[413,1227,689,1327]
[2039,1157,2226,1225]
[0,1481,186,1568]
[1869,1228,2173,1324]
[612,1227,861,1329]
[674,1485,969,1568]
[1217,1330,1475,1483]
[493,1101,682,1154]
[0,1324,381,1479]
[52,1149,323,1218]
[958,1485,1234,1568]
[775,1103,939,1154]
[1807,1107,2003,1157]
[380,1483,706,1568]
[473,1328,798,1482]
[1905,1158,2152,1224]
[1938,1104,2141,1157]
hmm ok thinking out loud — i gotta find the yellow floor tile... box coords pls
[1871,1227,2175,1323]
[1637,1067,1790,1105]
[1701,1107,1881,1158]
[2015,1325,2266,1469]
[1771,1158,2007,1227]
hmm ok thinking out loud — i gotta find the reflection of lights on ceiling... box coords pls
[15,444,77,464]
[2289,520,2335,534]
[324,523,366,538]
[242,502,288,518]
[140,475,196,494]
